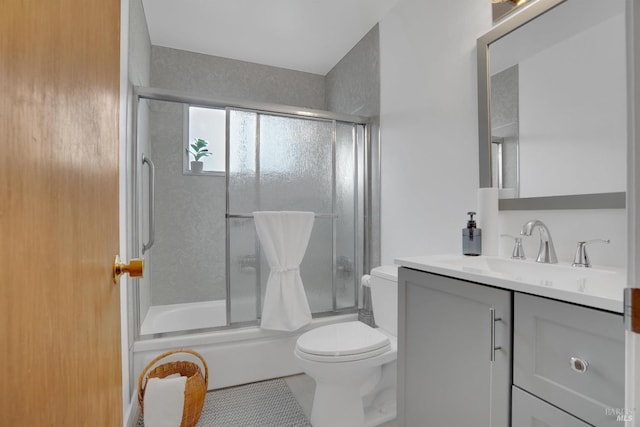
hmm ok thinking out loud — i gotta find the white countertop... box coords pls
[395,254,626,313]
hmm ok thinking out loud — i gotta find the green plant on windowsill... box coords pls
[187,138,212,173]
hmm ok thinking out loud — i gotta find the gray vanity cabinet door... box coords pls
[512,386,590,427]
[397,268,511,427]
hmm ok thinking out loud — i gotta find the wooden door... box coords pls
[0,0,122,425]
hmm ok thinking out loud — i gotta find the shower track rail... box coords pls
[226,213,337,219]
[134,86,370,125]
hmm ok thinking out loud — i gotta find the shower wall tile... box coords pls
[326,25,380,118]
[151,46,326,110]
[149,103,226,305]
[491,65,518,129]
[148,46,327,307]
[146,30,381,307]
[491,66,519,194]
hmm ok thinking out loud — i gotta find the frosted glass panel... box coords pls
[335,122,357,309]
[227,109,360,322]
[300,218,334,313]
[258,114,333,212]
[228,110,258,213]
[228,218,259,323]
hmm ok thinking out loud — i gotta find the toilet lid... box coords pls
[296,321,390,357]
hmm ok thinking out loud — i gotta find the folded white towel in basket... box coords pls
[144,375,187,427]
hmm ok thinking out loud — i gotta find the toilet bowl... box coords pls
[294,265,398,427]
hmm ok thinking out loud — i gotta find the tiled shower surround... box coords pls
[139,23,381,309]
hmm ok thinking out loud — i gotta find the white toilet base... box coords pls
[311,381,367,427]
[364,386,397,426]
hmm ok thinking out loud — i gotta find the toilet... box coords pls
[294,265,398,427]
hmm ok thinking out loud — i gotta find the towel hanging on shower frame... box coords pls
[253,211,315,331]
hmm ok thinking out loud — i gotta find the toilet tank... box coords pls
[369,265,398,336]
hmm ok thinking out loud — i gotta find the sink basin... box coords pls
[396,254,626,313]
[438,255,616,285]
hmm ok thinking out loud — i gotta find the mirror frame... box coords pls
[477,0,626,210]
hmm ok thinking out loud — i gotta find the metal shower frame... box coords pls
[130,86,376,337]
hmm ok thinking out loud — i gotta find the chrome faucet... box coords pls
[501,234,526,260]
[520,220,558,264]
[572,239,610,268]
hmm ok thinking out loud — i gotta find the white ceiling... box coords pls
[141,0,399,75]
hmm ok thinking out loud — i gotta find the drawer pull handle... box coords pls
[570,357,589,373]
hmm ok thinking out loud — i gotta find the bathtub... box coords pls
[133,311,357,391]
[140,300,227,335]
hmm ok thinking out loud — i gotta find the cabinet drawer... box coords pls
[513,293,624,427]
[512,386,590,427]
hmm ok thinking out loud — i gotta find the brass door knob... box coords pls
[113,255,144,283]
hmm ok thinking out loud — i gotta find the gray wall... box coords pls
[326,25,380,117]
[147,28,381,306]
[151,46,326,110]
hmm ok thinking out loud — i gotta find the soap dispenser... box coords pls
[462,211,482,256]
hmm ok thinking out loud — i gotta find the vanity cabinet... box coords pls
[397,266,625,427]
[397,268,512,427]
[512,386,590,426]
[513,293,625,427]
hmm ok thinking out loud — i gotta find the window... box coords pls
[184,106,226,175]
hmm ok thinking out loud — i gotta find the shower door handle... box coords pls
[142,155,155,254]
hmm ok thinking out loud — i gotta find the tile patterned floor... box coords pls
[138,377,310,427]
[138,373,397,427]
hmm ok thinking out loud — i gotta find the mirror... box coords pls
[477,0,627,210]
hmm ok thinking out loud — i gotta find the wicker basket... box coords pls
[138,349,209,427]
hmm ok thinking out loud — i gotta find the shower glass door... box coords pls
[227,109,363,324]
[136,98,228,336]
[132,88,366,338]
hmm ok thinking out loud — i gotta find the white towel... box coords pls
[253,211,315,331]
[143,375,187,427]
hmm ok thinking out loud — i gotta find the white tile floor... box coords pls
[284,374,397,427]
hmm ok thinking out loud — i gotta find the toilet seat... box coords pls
[295,321,391,363]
